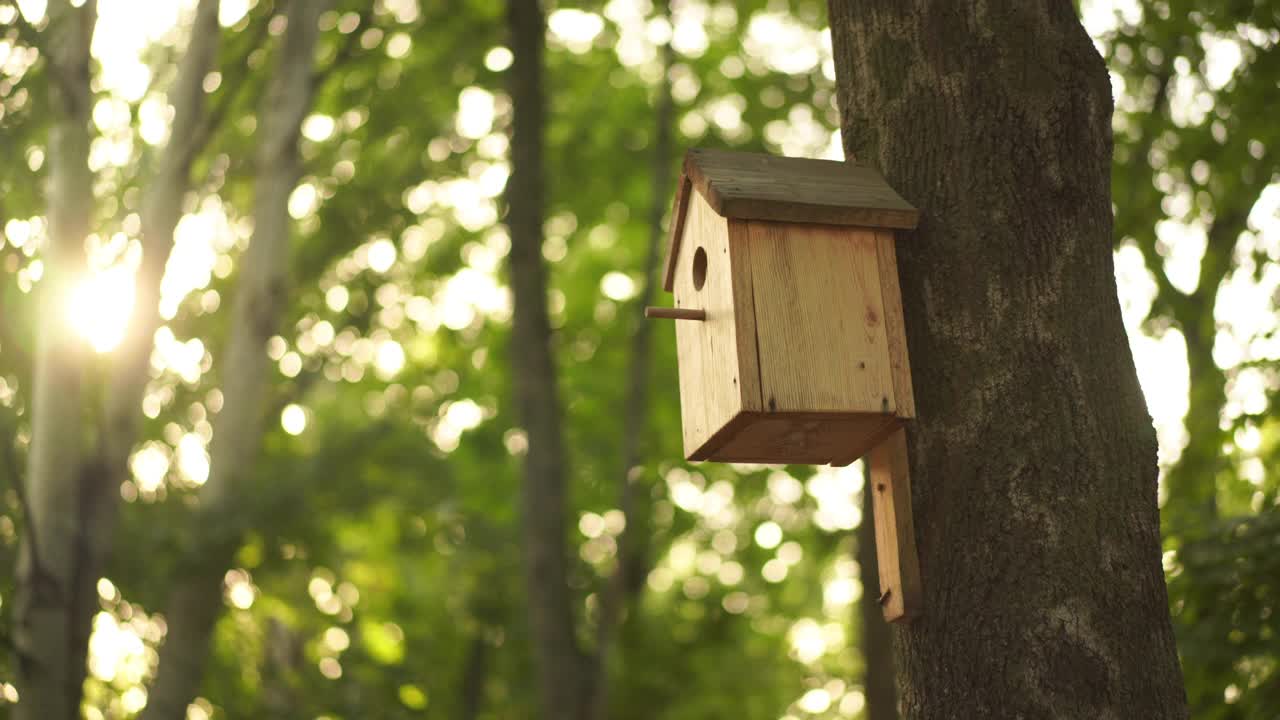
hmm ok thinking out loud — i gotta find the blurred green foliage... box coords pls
[0,0,1275,717]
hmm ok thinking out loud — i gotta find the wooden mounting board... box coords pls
[869,426,922,622]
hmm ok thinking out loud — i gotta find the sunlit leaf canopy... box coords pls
[0,0,1276,717]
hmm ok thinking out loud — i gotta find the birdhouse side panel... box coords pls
[875,229,915,418]
[745,221,897,414]
[673,191,762,459]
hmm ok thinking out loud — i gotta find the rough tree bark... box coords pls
[826,2,1189,717]
[858,469,897,720]
[505,1,588,718]
[587,5,673,718]
[13,3,96,718]
[140,2,328,716]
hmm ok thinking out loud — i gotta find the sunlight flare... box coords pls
[66,265,136,353]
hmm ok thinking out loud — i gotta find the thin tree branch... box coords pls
[105,4,275,205]
[0,411,28,516]
[1,411,52,598]
[178,4,277,171]
[85,0,228,571]
[1120,71,1187,321]
[0,287,32,380]
[0,0,82,103]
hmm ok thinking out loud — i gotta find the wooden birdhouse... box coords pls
[647,147,922,621]
[649,147,918,465]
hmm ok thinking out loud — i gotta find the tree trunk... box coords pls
[261,617,302,715]
[93,0,224,529]
[826,3,1188,717]
[1163,317,1225,529]
[13,3,96,718]
[858,468,897,720]
[1158,205,1246,534]
[587,5,673,718]
[505,1,587,718]
[140,3,327,716]
[69,0,225,705]
[459,632,489,720]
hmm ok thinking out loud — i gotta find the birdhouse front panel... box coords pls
[745,220,897,414]
[658,148,919,466]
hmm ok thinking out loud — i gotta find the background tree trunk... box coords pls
[459,632,489,720]
[140,3,327,716]
[69,0,224,704]
[505,1,587,718]
[858,469,897,720]
[587,4,673,717]
[12,3,96,718]
[88,0,224,547]
[261,617,302,715]
[826,2,1188,717]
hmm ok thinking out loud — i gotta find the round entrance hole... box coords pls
[692,246,708,290]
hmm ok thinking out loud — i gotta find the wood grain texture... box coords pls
[705,411,896,465]
[858,461,901,719]
[674,191,760,459]
[688,410,757,462]
[828,414,900,467]
[869,426,922,623]
[747,221,895,414]
[876,230,915,418]
[686,147,919,228]
[661,175,692,291]
[727,219,762,415]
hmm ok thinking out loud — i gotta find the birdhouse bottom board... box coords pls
[670,191,914,466]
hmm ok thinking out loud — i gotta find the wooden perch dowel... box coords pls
[645,307,706,321]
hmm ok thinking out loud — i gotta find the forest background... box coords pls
[0,0,1276,718]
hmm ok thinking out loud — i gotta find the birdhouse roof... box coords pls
[663,148,919,291]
